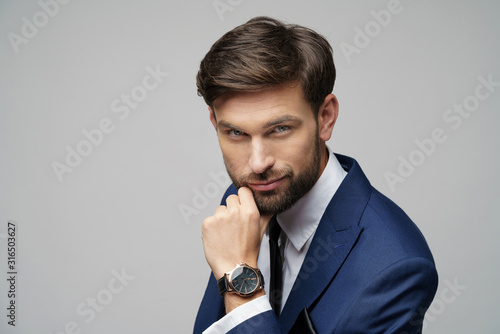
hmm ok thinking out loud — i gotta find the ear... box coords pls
[209,107,217,130]
[317,94,339,142]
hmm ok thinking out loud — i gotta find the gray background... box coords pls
[1,0,499,333]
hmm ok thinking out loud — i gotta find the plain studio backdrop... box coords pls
[0,0,499,333]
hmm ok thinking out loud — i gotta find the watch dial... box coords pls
[230,266,259,295]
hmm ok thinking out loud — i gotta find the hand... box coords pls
[201,187,271,281]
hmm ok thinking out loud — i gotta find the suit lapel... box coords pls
[279,154,372,332]
[279,215,362,331]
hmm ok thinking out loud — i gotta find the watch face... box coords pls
[229,266,259,295]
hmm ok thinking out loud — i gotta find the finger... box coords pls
[214,205,227,215]
[225,194,241,207]
[237,187,258,211]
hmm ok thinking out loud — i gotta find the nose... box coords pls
[248,138,274,174]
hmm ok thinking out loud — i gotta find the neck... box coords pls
[316,142,329,182]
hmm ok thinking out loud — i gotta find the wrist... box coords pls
[224,288,266,314]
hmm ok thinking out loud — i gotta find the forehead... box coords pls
[212,84,313,124]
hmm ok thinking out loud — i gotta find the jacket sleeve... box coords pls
[334,257,438,334]
[194,274,282,334]
[227,310,283,334]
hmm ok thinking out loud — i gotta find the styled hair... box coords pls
[196,16,336,114]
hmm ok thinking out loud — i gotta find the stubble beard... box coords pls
[224,135,321,216]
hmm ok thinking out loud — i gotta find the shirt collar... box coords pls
[276,147,347,252]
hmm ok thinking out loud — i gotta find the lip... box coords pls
[247,177,286,192]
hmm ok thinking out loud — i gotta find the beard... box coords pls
[224,134,321,216]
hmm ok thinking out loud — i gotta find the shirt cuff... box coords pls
[202,295,272,334]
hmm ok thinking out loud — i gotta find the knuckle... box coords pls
[244,207,258,220]
[214,206,226,215]
[202,217,212,230]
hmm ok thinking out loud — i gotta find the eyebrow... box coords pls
[217,115,302,131]
[217,120,243,131]
[264,115,302,128]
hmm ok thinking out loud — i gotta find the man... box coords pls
[194,16,438,333]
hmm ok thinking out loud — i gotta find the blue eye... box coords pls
[228,129,244,137]
[274,125,290,133]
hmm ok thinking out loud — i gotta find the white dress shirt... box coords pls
[204,147,347,333]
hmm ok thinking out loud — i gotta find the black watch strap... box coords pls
[217,274,229,295]
[258,271,265,288]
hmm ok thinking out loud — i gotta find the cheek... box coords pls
[219,141,247,172]
[280,125,317,165]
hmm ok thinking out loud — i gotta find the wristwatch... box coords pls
[217,263,264,296]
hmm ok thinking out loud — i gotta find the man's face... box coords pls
[210,84,327,216]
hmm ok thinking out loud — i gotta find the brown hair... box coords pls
[196,16,336,115]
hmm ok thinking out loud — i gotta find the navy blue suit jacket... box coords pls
[194,154,438,333]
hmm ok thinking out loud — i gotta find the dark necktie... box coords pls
[268,216,283,317]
